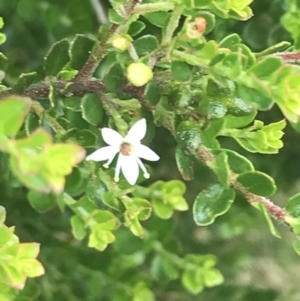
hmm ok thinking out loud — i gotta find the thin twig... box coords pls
[196,147,292,228]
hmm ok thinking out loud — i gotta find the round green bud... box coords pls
[111,35,131,52]
[127,62,153,87]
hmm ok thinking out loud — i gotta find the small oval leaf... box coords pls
[236,171,276,196]
[193,184,235,226]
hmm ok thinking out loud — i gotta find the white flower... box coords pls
[86,119,159,185]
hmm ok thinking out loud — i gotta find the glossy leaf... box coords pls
[44,39,70,76]
[144,11,169,28]
[134,35,159,56]
[81,93,103,125]
[208,151,230,187]
[144,81,162,106]
[103,62,124,93]
[70,34,95,70]
[13,72,39,93]
[128,21,146,36]
[193,184,235,225]
[236,171,276,196]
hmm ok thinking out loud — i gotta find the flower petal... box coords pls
[125,118,146,142]
[121,155,139,185]
[135,144,160,161]
[86,146,118,161]
[101,128,123,146]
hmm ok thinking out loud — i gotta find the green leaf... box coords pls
[198,97,227,119]
[208,151,230,187]
[255,203,281,238]
[108,9,123,24]
[88,227,115,251]
[144,11,169,28]
[27,191,56,213]
[92,210,120,231]
[176,121,213,155]
[152,200,173,219]
[63,96,82,111]
[171,61,192,82]
[212,149,254,174]
[224,104,257,128]
[227,98,255,117]
[17,243,40,259]
[203,268,224,287]
[25,111,40,135]
[128,21,146,36]
[44,39,70,76]
[236,171,276,196]
[42,143,85,194]
[286,193,300,218]
[248,57,282,79]
[175,146,194,181]
[10,156,50,193]
[0,227,13,246]
[193,184,235,225]
[238,84,273,111]
[19,259,44,278]
[219,33,242,48]
[81,93,103,126]
[103,62,124,93]
[181,269,204,295]
[161,256,180,280]
[0,97,31,137]
[102,191,120,211]
[65,167,84,195]
[133,282,155,301]
[12,72,39,93]
[134,35,159,56]
[144,81,162,106]
[70,34,95,70]
[70,215,87,240]
[224,120,285,154]
[73,129,97,148]
[125,215,144,238]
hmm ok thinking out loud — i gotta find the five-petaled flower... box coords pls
[86,119,159,185]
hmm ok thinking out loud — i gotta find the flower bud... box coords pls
[186,17,207,39]
[111,35,131,52]
[127,62,153,87]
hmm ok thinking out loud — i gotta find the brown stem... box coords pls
[74,0,140,82]
[74,24,119,82]
[23,79,105,99]
[197,146,292,227]
[273,52,300,64]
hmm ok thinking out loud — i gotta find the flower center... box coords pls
[120,143,134,156]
